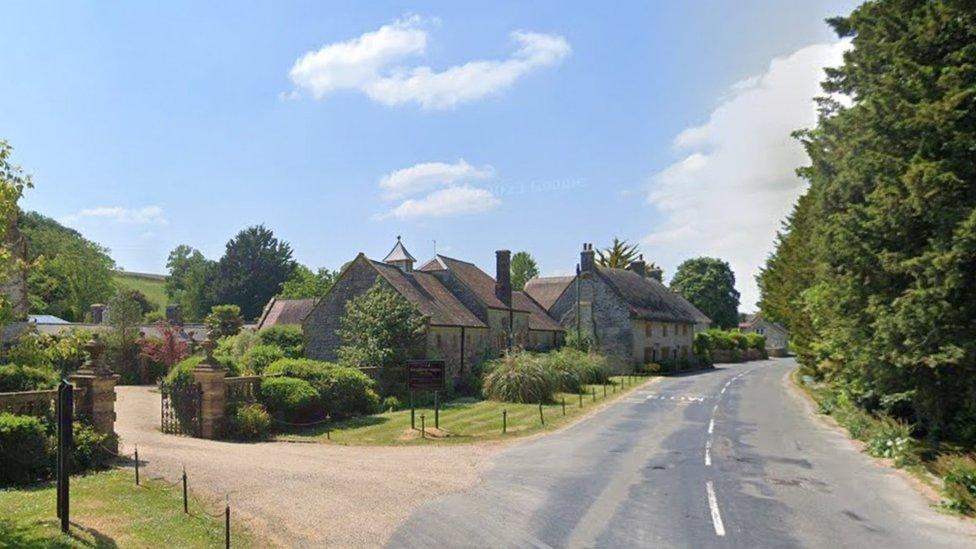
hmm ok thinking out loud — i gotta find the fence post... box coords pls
[591,388,596,402]
[56,380,73,534]
[538,402,545,426]
[182,467,188,514]
[193,330,228,439]
[579,392,583,407]
[225,499,231,549]
[604,384,607,398]
[562,397,566,416]
[135,446,140,486]
[434,391,439,429]
[420,414,426,439]
[502,409,507,434]
[410,391,415,430]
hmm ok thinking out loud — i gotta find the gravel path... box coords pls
[114,386,497,547]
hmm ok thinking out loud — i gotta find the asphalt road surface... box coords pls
[389,358,976,548]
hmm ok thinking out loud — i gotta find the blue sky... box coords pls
[1,0,857,309]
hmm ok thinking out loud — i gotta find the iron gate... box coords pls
[161,382,202,437]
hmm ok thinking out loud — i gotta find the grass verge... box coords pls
[277,375,653,446]
[0,468,254,548]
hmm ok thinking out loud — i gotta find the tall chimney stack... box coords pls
[580,243,595,272]
[628,254,647,278]
[495,250,512,307]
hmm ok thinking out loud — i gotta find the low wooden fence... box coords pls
[0,387,88,418]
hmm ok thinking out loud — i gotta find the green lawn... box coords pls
[277,375,654,445]
[0,469,256,548]
[114,272,168,311]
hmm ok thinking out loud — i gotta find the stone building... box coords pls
[525,244,709,372]
[739,313,789,356]
[303,238,563,383]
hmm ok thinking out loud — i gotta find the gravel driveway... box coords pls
[114,386,497,547]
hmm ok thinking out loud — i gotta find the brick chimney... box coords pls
[628,254,647,278]
[495,250,512,306]
[647,263,663,282]
[90,303,105,324]
[580,243,595,273]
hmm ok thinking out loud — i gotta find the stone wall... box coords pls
[631,319,695,364]
[304,258,383,362]
[550,272,634,372]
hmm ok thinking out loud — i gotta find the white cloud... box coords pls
[379,159,493,199]
[643,40,849,309]
[61,206,167,225]
[379,186,500,220]
[289,18,570,109]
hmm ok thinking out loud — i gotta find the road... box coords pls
[389,358,976,548]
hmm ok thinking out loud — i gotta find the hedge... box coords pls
[259,376,320,422]
[264,359,379,419]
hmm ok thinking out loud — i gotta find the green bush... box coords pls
[565,331,594,352]
[229,404,271,441]
[214,330,259,372]
[482,352,555,403]
[731,332,749,351]
[937,454,976,515]
[865,415,918,467]
[381,396,401,412]
[258,325,304,358]
[6,334,52,369]
[693,332,712,359]
[0,364,59,392]
[265,358,380,419]
[744,333,766,352]
[259,376,320,422]
[70,422,111,473]
[242,344,287,375]
[0,413,51,486]
[163,355,204,387]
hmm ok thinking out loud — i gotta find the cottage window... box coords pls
[662,324,668,337]
[645,322,653,337]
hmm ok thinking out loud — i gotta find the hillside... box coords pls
[114,271,168,311]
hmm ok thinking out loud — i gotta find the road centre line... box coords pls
[706,481,726,536]
[705,439,712,466]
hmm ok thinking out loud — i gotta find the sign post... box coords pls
[56,380,73,534]
[406,360,446,431]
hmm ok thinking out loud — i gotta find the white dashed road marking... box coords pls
[706,481,726,536]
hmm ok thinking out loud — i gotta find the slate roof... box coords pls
[513,291,565,332]
[257,297,318,330]
[368,259,485,328]
[383,237,416,263]
[418,254,530,312]
[523,276,575,310]
[595,267,705,324]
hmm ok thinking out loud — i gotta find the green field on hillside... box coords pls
[114,272,168,311]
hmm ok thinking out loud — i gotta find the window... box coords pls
[645,322,653,337]
[662,324,668,337]
[682,324,688,336]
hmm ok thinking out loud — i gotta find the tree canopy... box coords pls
[0,140,31,326]
[510,251,539,291]
[337,279,425,375]
[278,265,336,299]
[165,244,215,322]
[758,0,976,444]
[210,225,297,320]
[596,238,640,269]
[669,257,740,329]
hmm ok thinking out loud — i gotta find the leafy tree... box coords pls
[20,212,116,321]
[278,265,336,299]
[211,225,296,320]
[165,245,215,322]
[510,251,539,291]
[0,140,31,327]
[205,304,244,339]
[670,257,740,329]
[337,279,425,394]
[596,237,640,268]
[760,1,976,444]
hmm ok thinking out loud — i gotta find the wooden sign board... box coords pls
[407,360,446,391]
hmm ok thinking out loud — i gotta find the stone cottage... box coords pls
[303,238,563,383]
[525,243,709,372]
[739,313,789,356]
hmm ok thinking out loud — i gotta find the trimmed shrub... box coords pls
[482,353,555,403]
[0,413,51,486]
[381,396,401,412]
[937,454,976,514]
[242,344,287,375]
[229,404,271,441]
[265,358,380,419]
[259,376,320,422]
[258,325,304,358]
[163,355,204,387]
[0,364,59,392]
[70,422,111,473]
